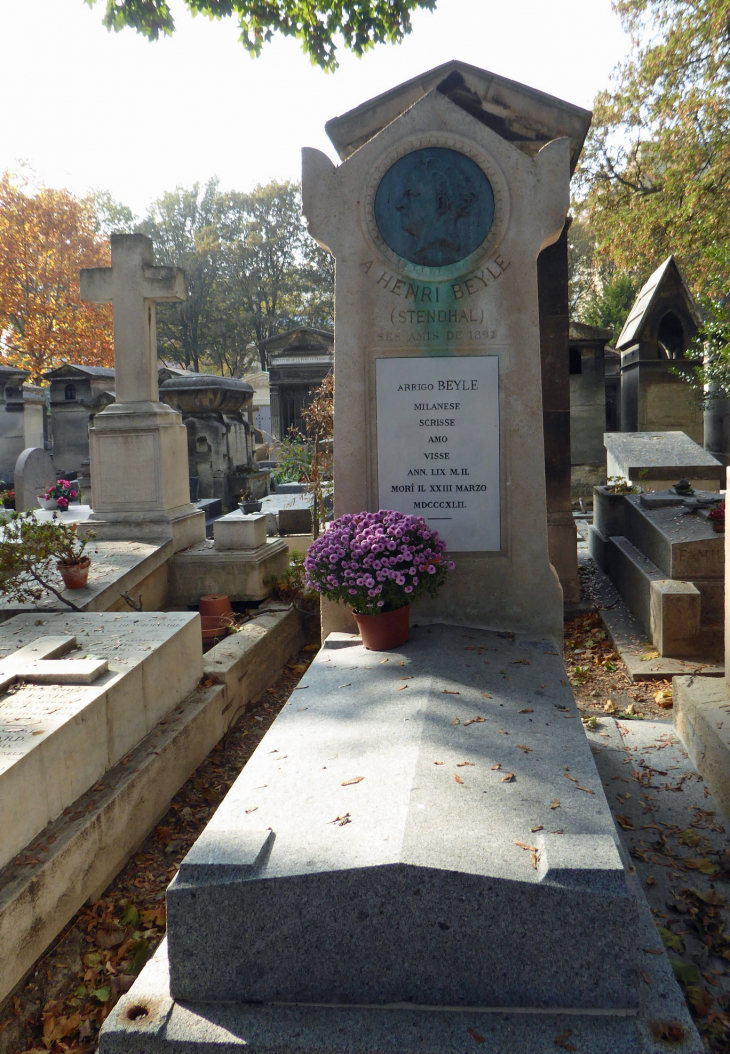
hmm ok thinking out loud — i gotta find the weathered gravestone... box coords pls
[80,235,205,550]
[98,66,702,1054]
[14,447,56,511]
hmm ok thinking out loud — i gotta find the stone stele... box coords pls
[302,86,569,640]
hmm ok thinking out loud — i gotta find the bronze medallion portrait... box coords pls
[374,147,495,268]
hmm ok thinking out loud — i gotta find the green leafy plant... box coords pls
[265,551,318,613]
[0,512,95,611]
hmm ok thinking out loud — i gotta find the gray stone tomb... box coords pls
[604,430,724,491]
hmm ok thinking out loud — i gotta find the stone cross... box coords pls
[80,234,186,405]
[0,635,108,692]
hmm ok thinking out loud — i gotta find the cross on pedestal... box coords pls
[80,234,186,405]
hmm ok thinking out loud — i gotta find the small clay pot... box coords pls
[199,594,233,618]
[57,557,91,589]
[200,614,232,646]
[353,605,410,651]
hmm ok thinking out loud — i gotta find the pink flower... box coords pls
[69,490,78,499]
[57,497,69,509]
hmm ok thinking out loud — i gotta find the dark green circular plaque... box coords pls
[374,147,495,268]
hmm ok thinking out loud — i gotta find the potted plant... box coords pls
[238,488,262,514]
[2,489,15,511]
[53,520,94,588]
[38,479,79,512]
[0,512,96,609]
[304,510,455,650]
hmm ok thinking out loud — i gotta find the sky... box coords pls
[0,0,629,217]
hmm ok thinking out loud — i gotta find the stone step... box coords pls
[603,535,725,660]
[166,625,638,1012]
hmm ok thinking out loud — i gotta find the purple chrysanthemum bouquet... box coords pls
[304,510,455,615]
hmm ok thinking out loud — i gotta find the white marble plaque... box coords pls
[376,356,500,552]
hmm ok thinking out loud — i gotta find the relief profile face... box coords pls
[374,147,495,268]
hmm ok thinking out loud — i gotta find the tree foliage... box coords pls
[0,171,114,382]
[142,178,333,376]
[577,0,730,300]
[86,0,436,70]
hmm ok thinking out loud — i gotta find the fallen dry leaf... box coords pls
[328,813,351,825]
[554,1031,577,1052]
[514,840,538,851]
[452,718,460,725]
[491,763,501,770]
[498,729,509,735]
[397,685,408,691]
[641,970,652,985]
[550,798,560,809]
[643,948,664,955]
[341,776,364,786]
[530,851,539,870]
[464,646,476,651]
[481,691,492,698]
[454,775,464,785]
[518,708,534,713]
[531,825,544,832]
[464,716,486,725]
[616,814,634,830]
[516,744,533,753]
[576,785,594,794]
[338,683,352,688]
[564,773,579,783]
[501,772,515,782]
[245,806,258,814]
[560,679,567,687]
[443,690,461,695]
[467,1028,486,1043]
[434,761,444,765]
[457,762,474,767]
[604,699,617,713]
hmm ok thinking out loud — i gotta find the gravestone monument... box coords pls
[98,65,702,1054]
[260,326,334,441]
[80,235,205,548]
[14,447,55,511]
[303,68,573,639]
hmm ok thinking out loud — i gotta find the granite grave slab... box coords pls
[167,625,637,1011]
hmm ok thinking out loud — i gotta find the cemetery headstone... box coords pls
[302,74,571,638]
[80,235,205,550]
[14,447,55,511]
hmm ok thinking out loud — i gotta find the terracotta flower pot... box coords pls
[57,557,91,589]
[354,605,410,651]
[199,594,233,618]
[200,614,233,646]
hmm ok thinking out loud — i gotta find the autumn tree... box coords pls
[86,0,437,70]
[0,171,114,383]
[577,0,730,300]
